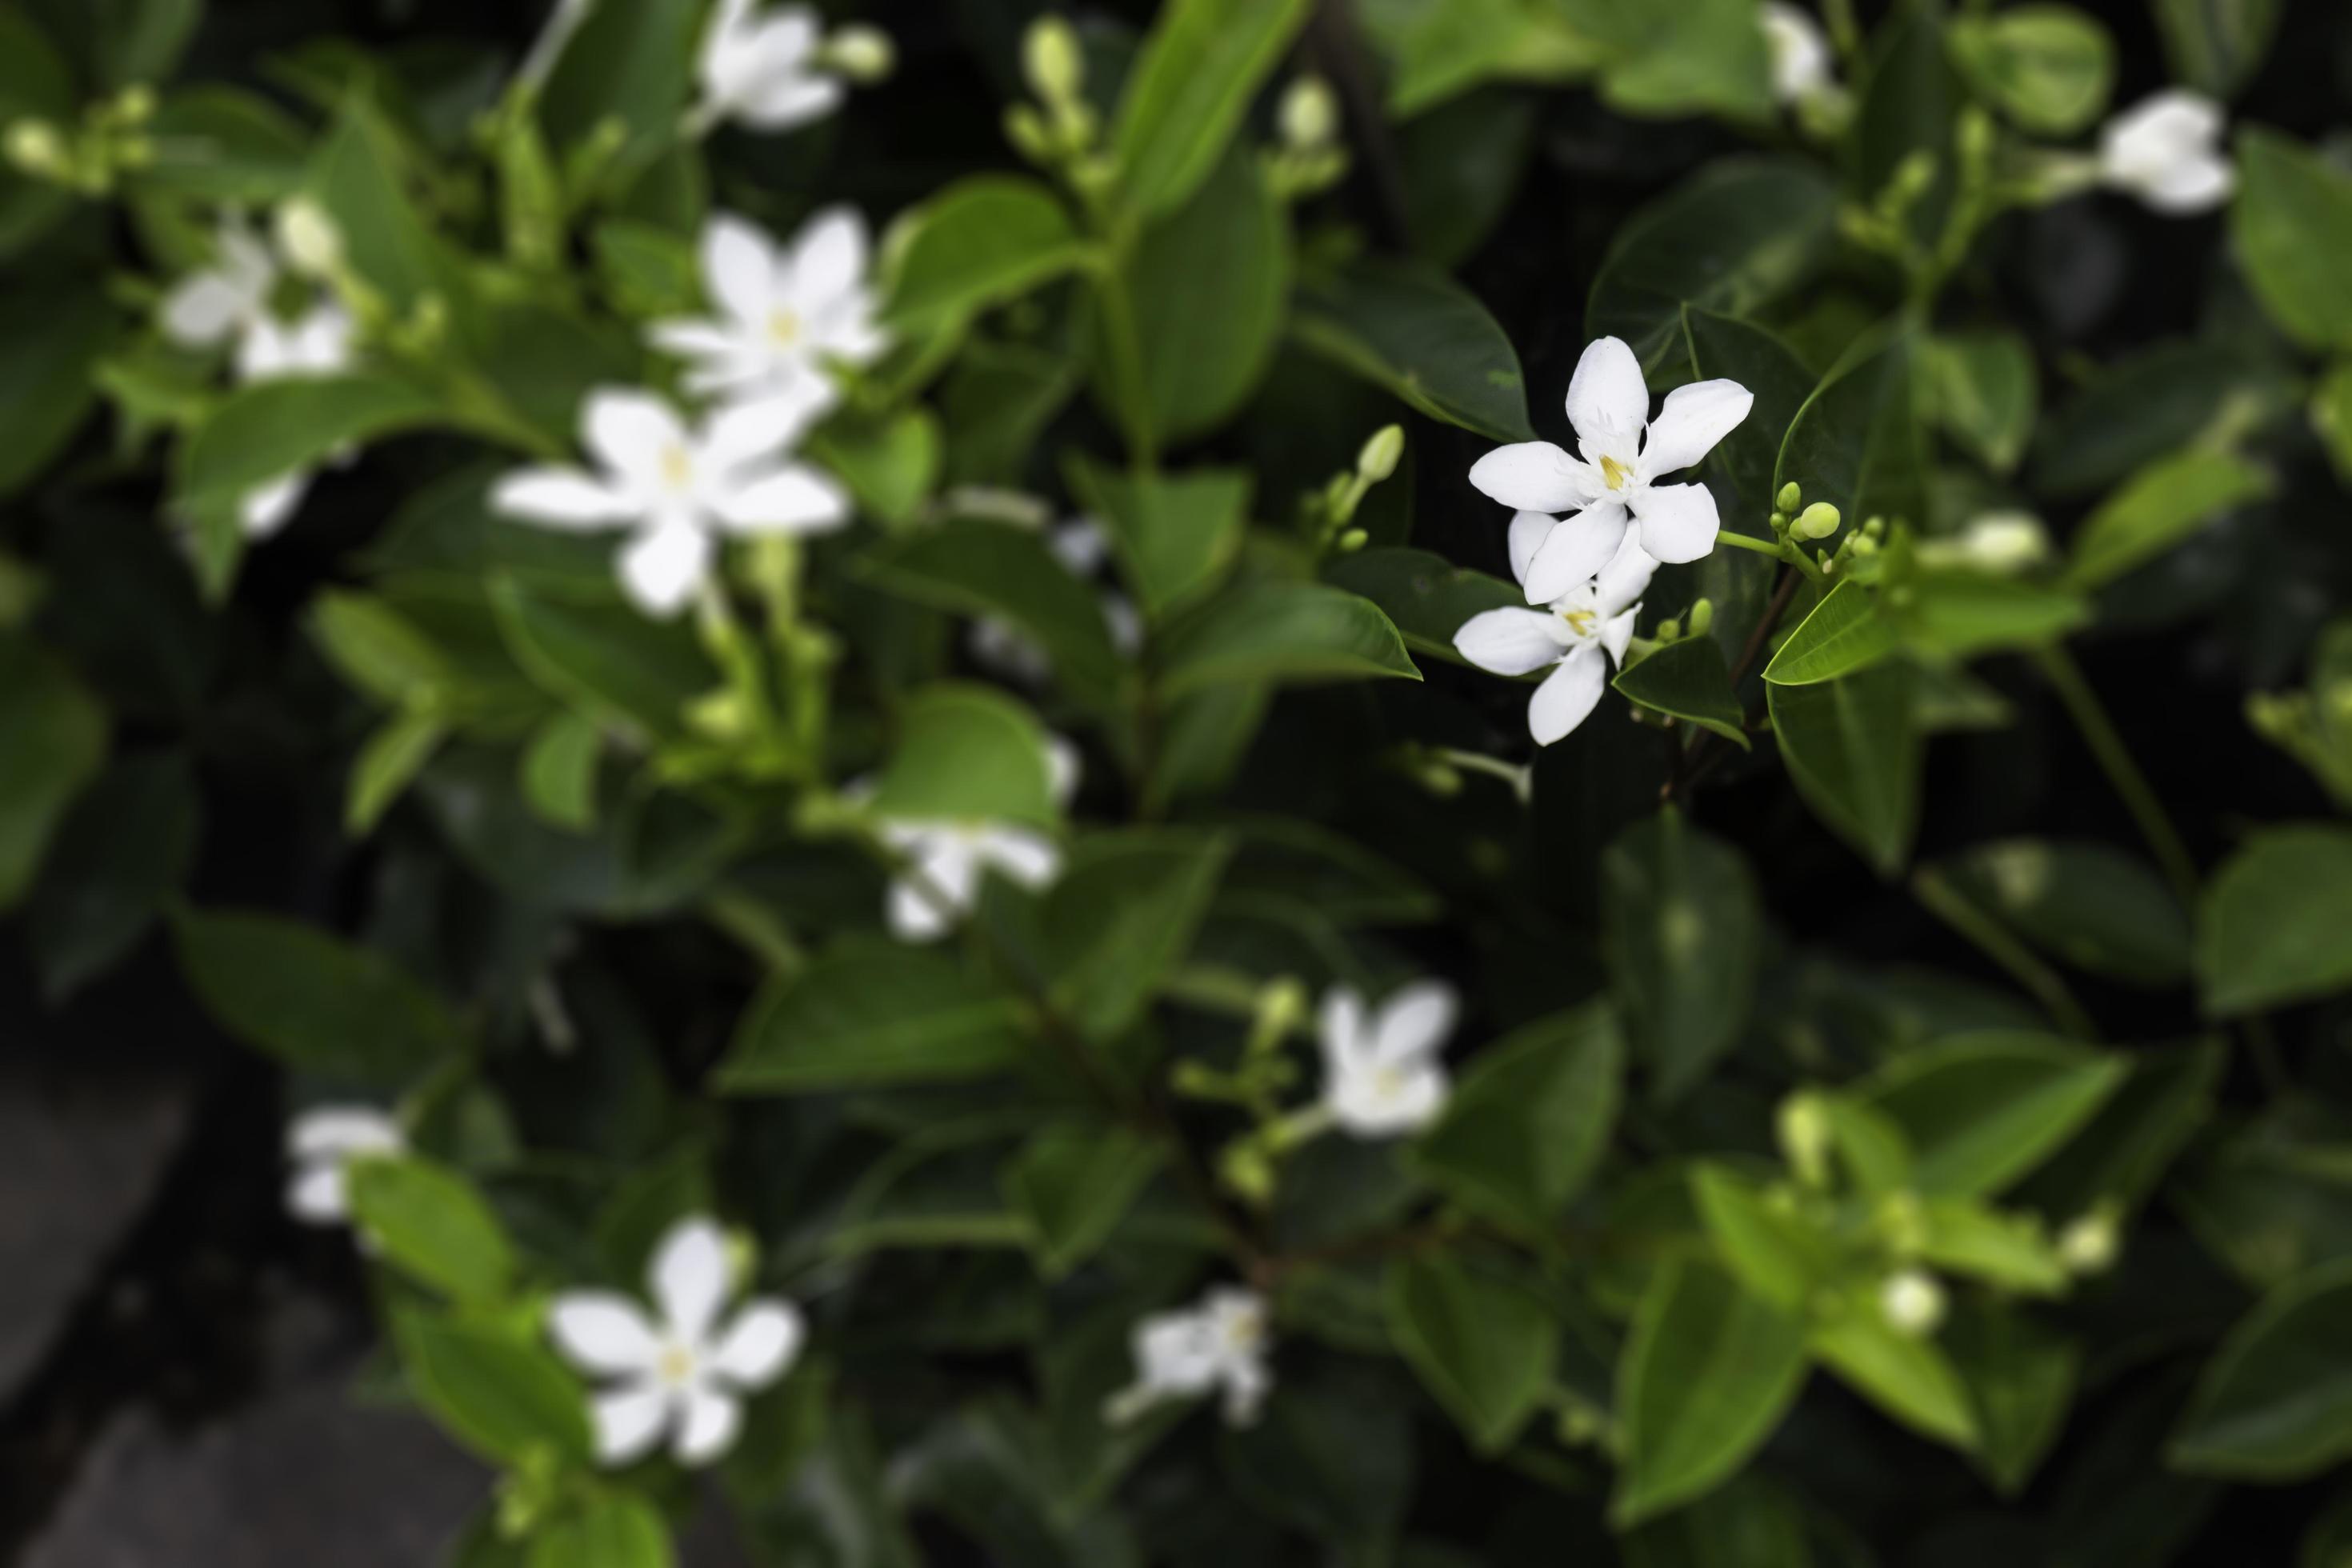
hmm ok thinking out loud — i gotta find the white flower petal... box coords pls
[2137,154,2236,214]
[583,388,690,493]
[1318,986,1368,1073]
[492,467,640,530]
[887,874,955,941]
[1505,511,1556,586]
[738,75,846,131]
[709,1300,804,1388]
[549,1293,665,1375]
[711,464,850,534]
[1331,1061,1449,1137]
[1564,335,1649,455]
[287,1106,403,1161]
[672,1384,742,1466]
[160,274,251,347]
[1639,379,1753,482]
[1602,606,1641,666]
[591,1382,673,1468]
[791,206,868,305]
[1469,442,1594,514]
[976,826,1061,890]
[618,521,714,617]
[1594,530,1662,617]
[702,212,781,326]
[286,1164,349,1224]
[703,389,822,472]
[1528,645,1608,745]
[2102,90,2225,176]
[1762,2,1833,102]
[1044,732,1082,808]
[1133,1312,1222,1394]
[1627,482,1720,565]
[1454,607,1569,677]
[650,1216,732,1346]
[241,471,311,538]
[1522,501,1630,604]
[1374,982,1458,1065]
[646,319,742,361]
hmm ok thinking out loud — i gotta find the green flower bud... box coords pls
[1776,481,1802,512]
[1279,75,1338,150]
[114,85,158,125]
[2057,1206,2121,1274]
[1022,16,1084,107]
[1656,618,1681,642]
[1336,526,1368,553]
[4,118,68,178]
[1778,1093,1831,1188]
[825,24,895,83]
[274,197,346,279]
[1687,598,1715,637]
[1794,501,1842,540]
[1356,422,1403,482]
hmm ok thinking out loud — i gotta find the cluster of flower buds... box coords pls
[1006,17,1114,198]
[1303,424,1403,558]
[1266,75,1346,199]
[5,86,157,196]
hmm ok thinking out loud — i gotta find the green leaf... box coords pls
[1065,460,1249,619]
[520,711,601,830]
[1946,1299,2078,1494]
[1587,159,1840,379]
[1037,829,1231,1043]
[0,282,114,498]
[20,0,196,90]
[28,753,198,999]
[1681,307,1818,525]
[1322,546,1521,666]
[1002,1122,1163,1278]
[305,100,461,313]
[1858,1032,2126,1198]
[1810,1302,1978,1450]
[2172,1260,2352,1479]
[1156,579,1419,698]
[1367,0,1602,118]
[1946,5,2114,135]
[1937,838,2192,986]
[172,908,465,1086]
[2154,0,2282,98]
[1602,810,1762,1102]
[808,406,941,529]
[882,175,1089,336]
[1412,1002,1622,1234]
[718,942,1030,1092]
[2198,824,2352,1016]
[2019,1039,2223,1218]
[1110,0,1312,218]
[1764,580,1898,686]
[1576,0,1775,121]
[144,86,313,201]
[178,374,440,516]
[1110,146,1290,443]
[1917,1198,2067,1294]
[872,682,1059,829]
[1385,1255,1558,1453]
[1767,662,1922,875]
[534,0,701,169]
[392,1310,594,1467]
[1774,330,1927,530]
[2065,450,2271,590]
[859,519,1124,707]
[1690,1166,1841,1313]
[0,634,106,913]
[1614,1262,1810,1527]
[490,574,712,743]
[528,1494,673,1568]
[2233,128,2352,352]
[1902,570,2088,659]
[1613,637,1750,748]
[2031,338,2290,497]
[346,1156,516,1305]
[1925,330,2038,474]
[346,707,447,834]
[1293,257,1534,442]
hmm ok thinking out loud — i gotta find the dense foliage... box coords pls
[6,0,2352,1560]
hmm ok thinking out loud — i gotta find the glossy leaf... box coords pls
[1946,5,2114,135]
[1037,829,1231,1044]
[718,942,1031,1092]
[1937,838,2192,986]
[2173,1260,2352,1479]
[1111,0,1312,218]
[1614,637,1750,748]
[2199,824,2352,1015]
[392,1311,594,1467]
[1811,1302,1978,1450]
[2065,450,2271,590]
[1858,1032,2126,1198]
[1004,1122,1163,1278]
[1603,810,1762,1102]
[1294,257,1535,442]
[871,683,1060,830]
[1066,460,1249,619]
[1767,662,1922,875]
[1765,580,1898,686]
[1323,547,1521,666]
[1946,1299,2078,1494]
[859,520,1124,707]
[1155,580,1420,698]
[1774,330,1927,530]
[1412,1002,1622,1234]
[883,176,1088,335]
[346,1156,516,1305]
[2234,128,2352,352]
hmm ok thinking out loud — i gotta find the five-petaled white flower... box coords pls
[1469,336,1751,602]
[492,389,850,617]
[1318,981,1457,1137]
[1455,527,1658,746]
[548,1214,805,1469]
[160,218,279,361]
[284,1106,404,1226]
[1104,1286,1271,1428]
[2098,90,2235,215]
[650,208,887,421]
[877,737,1078,941]
[1761,3,1834,104]
[695,0,846,133]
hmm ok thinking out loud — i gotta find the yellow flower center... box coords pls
[1599,454,1633,490]
[766,307,802,347]
[1560,606,1598,638]
[657,1342,696,1386]
[659,443,693,491]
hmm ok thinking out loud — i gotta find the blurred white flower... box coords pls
[1454,528,1658,745]
[2098,90,2235,214]
[966,518,1142,682]
[1762,3,1834,103]
[1918,511,2050,575]
[234,302,358,538]
[549,1215,804,1469]
[694,0,846,134]
[1104,1286,1271,1428]
[1318,981,1456,1137]
[159,218,278,358]
[1878,1268,1947,1336]
[651,208,887,422]
[284,1106,404,1226]
[877,736,1078,941]
[1470,336,1751,599]
[492,389,848,616]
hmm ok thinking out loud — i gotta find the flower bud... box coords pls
[4,118,68,178]
[1279,75,1338,150]
[1778,1093,1831,1188]
[825,24,895,83]
[2057,1208,2121,1274]
[114,85,158,125]
[1356,422,1403,482]
[1336,527,1368,553]
[1794,502,1842,540]
[1022,16,1084,107]
[1776,481,1802,513]
[274,197,346,278]
[1878,1269,1946,1337]
[1687,598,1714,638]
[1656,618,1680,642]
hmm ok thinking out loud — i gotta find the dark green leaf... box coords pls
[29,753,197,998]
[1602,810,1762,1102]
[1925,330,2038,474]
[1946,1298,2078,1494]
[1764,580,1898,686]
[0,283,114,498]
[1322,546,1520,666]
[392,1310,594,1467]
[2065,450,2271,590]
[1774,330,1927,530]
[2172,1260,2352,1479]
[346,1155,516,1305]
[1065,460,1248,619]
[718,942,1030,1092]
[1385,1255,1558,1453]
[1767,662,1922,875]
[0,634,106,913]
[1613,637,1750,748]
[490,574,712,743]
[1858,1032,2126,1198]
[1156,580,1419,698]
[178,374,441,515]
[872,682,1059,829]
[1111,0,1312,218]
[859,519,1124,707]
[1946,5,2114,135]
[1412,1002,1622,1234]
[1810,1301,1978,1450]
[2199,824,2352,1016]
[1002,1122,1163,1278]
[2154,0,2281,98]
[528,1494,673,1568]
[2233,128,2352,352]
[1037,828,1231,1043]
[882,175,1088,335]
[1936,838,2192,986]
[1294,257,1534,442]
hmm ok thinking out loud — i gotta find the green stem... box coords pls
[1912,868,2098,1040]
[1714,529,1782,558]
[2032,644,2201,904]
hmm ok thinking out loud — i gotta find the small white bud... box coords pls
[1279,75,1339,150]
[1879,1269,1946,1337]
[274,198,345,278]
[1022,16,1083,106]
[2057,1209,2121,1274]
[1356,423,1403,482]
[825,24,894,83]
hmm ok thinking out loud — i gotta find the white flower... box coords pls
[548,1215,805,1469]
[237,300,354,384]
[695,0,846,133]
[1470,337,1751,600]
[966,518,1142,682]
[159,218,278,355]
[1454,526,1658,745]
[1878,1268,1947,1337]
[2098,90,2235,215]
[878,736,1078,941]
[650,208,886,421]
[1919,511,2050,574]
[492,389,850,617]
[284,1106,404,1226]
[1318,981,1456,1137]
[1104,1286,1271,1428]
[1762,3,1834,103]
